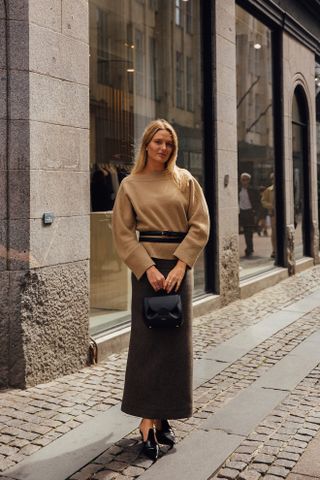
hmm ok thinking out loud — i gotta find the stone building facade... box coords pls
[0,0,319,388]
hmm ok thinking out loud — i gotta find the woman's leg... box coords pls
[139,418,154,441]
[154,419,161,429]
[153,418,176,447]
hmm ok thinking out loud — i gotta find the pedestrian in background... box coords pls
[261,172,276,258]
[112,119,210,461]
[239,172,260,257]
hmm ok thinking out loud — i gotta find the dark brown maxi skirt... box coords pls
[121,258,193,420]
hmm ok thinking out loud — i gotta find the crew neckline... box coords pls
[131,169,171,180]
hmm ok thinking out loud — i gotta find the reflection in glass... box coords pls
[292,88,308,259]
[316,62,320,243]
[236,6,276,279]
[89,1,205,334]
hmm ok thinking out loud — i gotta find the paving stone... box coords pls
[297,428,316,436]
[108,446,123,455]
[32,437,53,447]
[116,438,138,448]
[92,471,120,480]
[253,454,275,465]
[239,470,261,480]
[116,450,140,464]
[274,458,296,469]
[225,461,247,471]
[81,463,103,476]
[0,445,19,456]
[267,466,290,478]
[236,446,258,455]
[107,461,127,472]
[277,452,300,462]
[289,440,308,448]
[94,452,114,465]
[19,444,42,456]
[122,466,145,477]
[251,463,269,474]
[218,468,239,479]
[264,476,284,480]
[8,453,27,464]
[285,446,304,455]
[0,435,14,445]
[259,446,280,456]
[131,456,154,469]
[265,440,283,448]
[8,438,29,448]
[0,456,16,471]
[230,454,253,464]
[53,413,75,423]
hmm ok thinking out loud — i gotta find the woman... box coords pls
[112,119,210,460]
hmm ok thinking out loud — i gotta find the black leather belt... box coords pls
[138,230,187,243]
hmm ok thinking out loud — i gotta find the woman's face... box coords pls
[146,129,174,169]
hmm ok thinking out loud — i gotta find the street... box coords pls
[1,266,320,480]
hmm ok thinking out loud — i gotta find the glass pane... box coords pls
[316,62,320,244]
[89,0,205,334]
[236,6,276,279]
[292,120,304,259]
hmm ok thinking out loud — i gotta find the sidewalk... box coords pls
[1,266,320,480]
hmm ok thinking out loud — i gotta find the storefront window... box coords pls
[316,62,320,244]
[89,0,205,334]
[236,6,276,279]
[292,87,309,259]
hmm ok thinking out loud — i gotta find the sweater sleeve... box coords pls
[173,176,210,268]
[112,182,155,280]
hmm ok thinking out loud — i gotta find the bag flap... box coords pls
[144,294,181,313]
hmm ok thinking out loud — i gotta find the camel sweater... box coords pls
[112,169,210,280]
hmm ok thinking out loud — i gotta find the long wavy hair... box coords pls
[131,119,189,189]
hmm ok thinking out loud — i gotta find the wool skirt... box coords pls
[121,258,193,419]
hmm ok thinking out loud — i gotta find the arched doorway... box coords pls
[292,85,311,259]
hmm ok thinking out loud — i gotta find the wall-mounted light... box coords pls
[127,68,135,73]
[254,43,262,49]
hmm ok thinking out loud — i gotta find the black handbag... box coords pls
[143,294,183,328]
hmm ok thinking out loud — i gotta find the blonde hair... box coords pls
[131,119,189,190]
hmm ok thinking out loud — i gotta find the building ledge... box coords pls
[240,267,288,299]
[295,256,314,273]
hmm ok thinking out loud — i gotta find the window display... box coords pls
[292,87,309,259]
[316,62,320,244]
[236,6,276,279]
[89,0,205,334]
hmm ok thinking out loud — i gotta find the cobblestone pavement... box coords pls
[1,266,320,479]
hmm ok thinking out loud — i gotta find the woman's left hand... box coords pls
[164,260,187,293]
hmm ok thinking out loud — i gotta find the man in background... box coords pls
[261,172,276,258]
[239,172,260,257]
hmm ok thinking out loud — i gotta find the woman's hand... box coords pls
[146,266,165,292]
[164,260,187,293]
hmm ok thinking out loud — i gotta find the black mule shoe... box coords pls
[155,419,176,448]
[140,428,159,461]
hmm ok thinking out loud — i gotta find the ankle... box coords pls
[153,419,161,429]
[139,419,154,431]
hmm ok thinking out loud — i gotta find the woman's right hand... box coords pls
[146,266,165,291]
